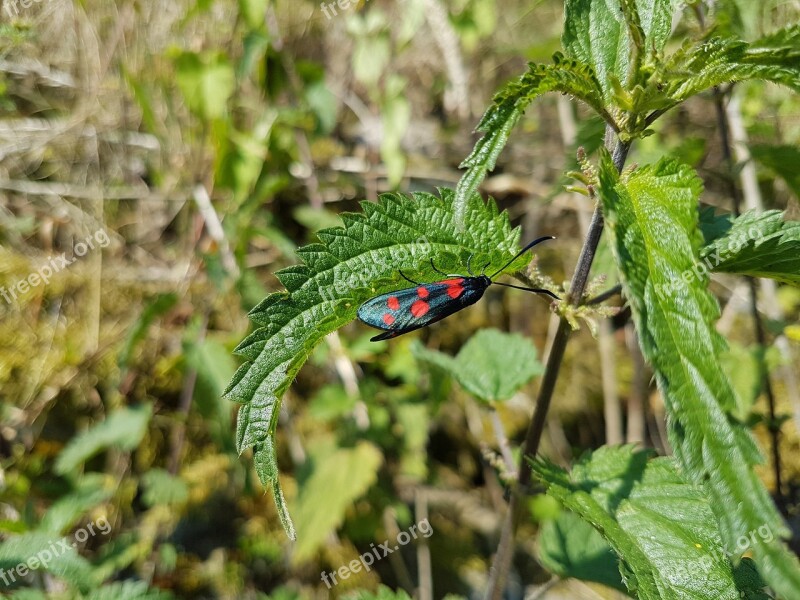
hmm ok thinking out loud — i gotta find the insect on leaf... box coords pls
[225,190,532,537]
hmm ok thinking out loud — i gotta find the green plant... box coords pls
[227,1,800,597]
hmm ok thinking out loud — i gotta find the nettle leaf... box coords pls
[225,190,526,538]
[597,153,800,598]
[562,0,680,98]
[538,509,626,593]
[701,210,800,286]
[412,328,543,403]
[532,447,770,600]
[665,25,800,102]
[454,56,607,223]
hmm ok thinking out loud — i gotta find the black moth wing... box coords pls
[357,276,491,341]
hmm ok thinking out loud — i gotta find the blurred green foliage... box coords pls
[0,0,799,598]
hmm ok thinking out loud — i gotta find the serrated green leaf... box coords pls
[413,328,543,402]
[226,190,525,537]
[597,152,800,598]
[665,25,800,102]
[454,57,608,223]
[54,404,152,475]
[562,0,628,99]
[563,0,680,99]
[532,446,770,600]
[291,441,383,561]
[701,209,800,285]
[538,509,626,592]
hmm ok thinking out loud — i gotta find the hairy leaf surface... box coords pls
[597,153,800,597]
[665,25,800,101]
[533,447,769,599]
[412,328,543,402]
[225,190,530,537]
[702,210,800,285]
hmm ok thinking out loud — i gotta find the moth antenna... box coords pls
[399,270,421,285]
[492,281,560,299]
[488,236,555,279]
[430,259,448,277]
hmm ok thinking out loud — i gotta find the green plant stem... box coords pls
[484,136,630,600]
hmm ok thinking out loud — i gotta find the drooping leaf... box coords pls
[454,56,608,223]
[597,152,800,598]
[54,404,152,475]
[532,446,770,600]
[225,190,526,538]
[538,509,627,592]
[291,441,383,561]
[412,328,543,402]
[701,209,800,286]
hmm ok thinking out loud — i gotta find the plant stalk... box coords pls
[484,136,630,600]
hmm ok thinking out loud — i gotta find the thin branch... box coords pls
[585,283,622,305]
[489,408,517,474]
[415,489,434,600]
[484,133,631,600]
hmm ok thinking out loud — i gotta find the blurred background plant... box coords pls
[0,0,799,598]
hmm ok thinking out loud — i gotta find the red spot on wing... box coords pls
[446,285,464,299]
[444,277,465,299]
[383,313,396,326]
[417,287,430,298]
[387,296,400,310]
[410,300,430,318]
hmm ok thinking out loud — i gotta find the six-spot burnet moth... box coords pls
[357,236,558,341]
